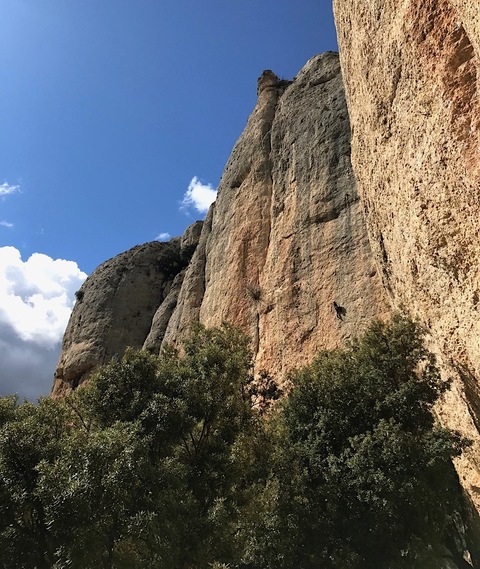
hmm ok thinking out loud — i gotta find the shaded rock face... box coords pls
[52,223,202,397]
[333,0,480,515]
[161,52,389,377]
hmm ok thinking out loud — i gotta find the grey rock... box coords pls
[162,53,389,379]
[52,223,202,396]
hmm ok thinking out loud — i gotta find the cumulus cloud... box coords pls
[0,182,20,197]
[0,221,14,228]
[181,176,217,215]
[155,232,171,241]
[0,247,87,400]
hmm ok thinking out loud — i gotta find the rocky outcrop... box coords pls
[52,224,202,396]
[143,221,203,354]
[162,52,389,377]
[53,53,388,392]
[333,0,480,520]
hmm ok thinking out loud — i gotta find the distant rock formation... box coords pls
[333,0,480,521]
[51,222,202,397]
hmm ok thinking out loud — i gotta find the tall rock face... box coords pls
[51,43,480,560]
[333,0,480,515]
[161,52,389,377]
[53,53,388,393]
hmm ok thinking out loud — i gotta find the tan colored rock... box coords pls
[53,54,389,388]
[55,55,388,394]
[333,0,480,512]
[162,53,389,378]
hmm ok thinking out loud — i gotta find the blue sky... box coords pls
[0,0,338,399]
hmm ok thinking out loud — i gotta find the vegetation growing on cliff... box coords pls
[0,318,470,568]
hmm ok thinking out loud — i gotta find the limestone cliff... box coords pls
[51,42,480,561]
[54,52,388,397]
[333,0,480,523]
[161,52,389,377]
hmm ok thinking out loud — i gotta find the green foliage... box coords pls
[243,315,467,569]
[0,324,269,569]
[0,397,75,568]
[0,317,470,568]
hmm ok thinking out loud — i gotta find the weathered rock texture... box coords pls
[53,53,388,392]
[161,52,389,377]
[52,223,202,397]
[333,0,480,519]
[52,43,480,560]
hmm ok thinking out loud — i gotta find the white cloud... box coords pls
[0,246,87,400]
[181,176,217,215]
[0,182,20,228]
[0,182,20,197]
[155,232,171,241]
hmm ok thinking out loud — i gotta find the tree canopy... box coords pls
[0,317,473,568]
[242,316,469,569]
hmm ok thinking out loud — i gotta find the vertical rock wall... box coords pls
[53,53,389,405]
[55,54,389,396]
[162,52,389,378]
[333,0,480,512]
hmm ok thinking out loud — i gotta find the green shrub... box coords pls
[0,317,470,568]
[243,315,467,569]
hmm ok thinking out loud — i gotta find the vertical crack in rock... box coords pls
[161,210,213,348]
[254,71,292,363]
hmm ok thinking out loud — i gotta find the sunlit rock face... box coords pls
[161,52,389,379]
[54,53,388,393]
[333,0,480,514]
[52,38,480,557]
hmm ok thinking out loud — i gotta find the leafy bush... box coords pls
[0,325,269,569]
[242,315,468,569]
[0,317,470,568]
